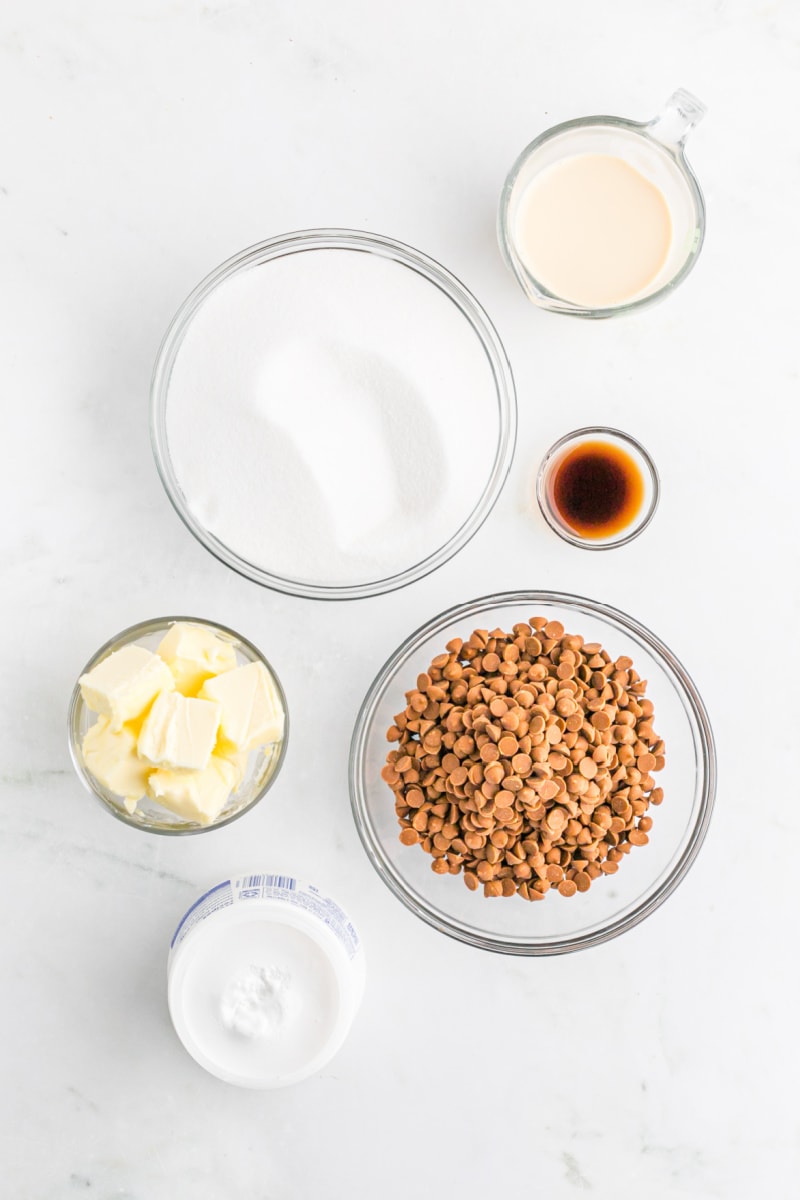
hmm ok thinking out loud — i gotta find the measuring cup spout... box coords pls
[646,89,707,151]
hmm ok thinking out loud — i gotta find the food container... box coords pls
[150,229,516,600]
[68,616,288,834]
[349,591,715,955]
[536,427,660,549]
[498,89,706,317]
[167,873,365,1088]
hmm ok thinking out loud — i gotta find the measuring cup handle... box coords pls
[646,88,707,150]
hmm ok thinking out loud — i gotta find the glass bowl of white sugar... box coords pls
[150,229,517,599]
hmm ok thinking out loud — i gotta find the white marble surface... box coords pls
[2,1,798,1196]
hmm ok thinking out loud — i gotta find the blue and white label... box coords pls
[171,879,234,949]
[170,873,360,960]
[231,874,361,961]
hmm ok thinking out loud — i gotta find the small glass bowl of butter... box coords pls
[68,617,288,834]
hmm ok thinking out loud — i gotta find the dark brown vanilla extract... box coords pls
[550,440,644,538]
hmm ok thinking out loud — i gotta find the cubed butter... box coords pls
[79,645,175,731]
[216,747,251,789]
[148,755,238,826]
[82,717,151,804]
[156,621,238,695]
[137,691,220,771]
[199,661,285,752]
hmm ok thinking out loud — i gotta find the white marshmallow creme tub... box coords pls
[168,873,365,1087]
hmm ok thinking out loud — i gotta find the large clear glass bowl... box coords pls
[150,229,516,600]
[68,617,288,835]
[349,591,715,955]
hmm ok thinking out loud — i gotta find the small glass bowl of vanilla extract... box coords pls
[536,427,659,549]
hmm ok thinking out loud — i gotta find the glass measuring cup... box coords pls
[498,89,707,318]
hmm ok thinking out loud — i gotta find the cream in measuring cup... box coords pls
[498,89,707,317]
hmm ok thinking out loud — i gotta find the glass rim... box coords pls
[348,589,716,956]
[535,426,661,550]
[150,228,517,600]
[67,615,289,836]
[497,114,707,319]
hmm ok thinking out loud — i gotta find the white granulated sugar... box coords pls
[165,249,498,586]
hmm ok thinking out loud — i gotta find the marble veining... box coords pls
[1,0,798,1197]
